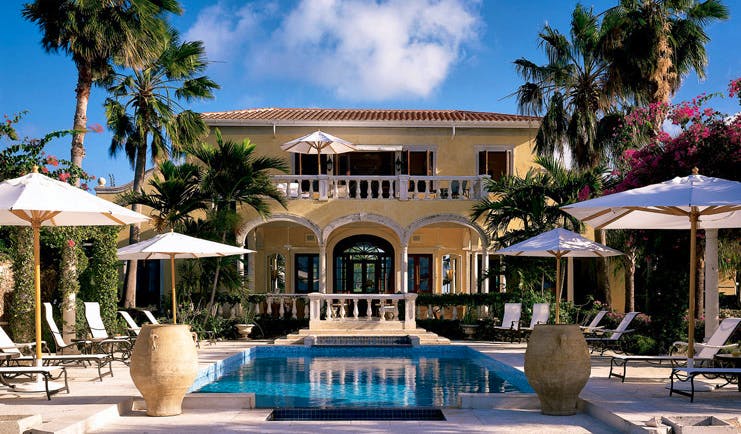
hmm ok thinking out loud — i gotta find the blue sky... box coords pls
[1,0,739,187]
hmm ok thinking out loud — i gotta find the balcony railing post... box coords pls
[308,292,322,327]
[405,293,417,329]
[399,175,409,200]
[318,175,329,200]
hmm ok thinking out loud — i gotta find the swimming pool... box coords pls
[192,346,532,408]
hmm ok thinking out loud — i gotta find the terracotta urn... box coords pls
[524,324,590,416]
[130,324,198,416]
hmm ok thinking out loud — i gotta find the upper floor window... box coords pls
[478,150,508,180]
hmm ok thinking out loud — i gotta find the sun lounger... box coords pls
[84,302,133,363]
[493,303,522,343]
[580,310,607,334]
[518,303,550,342]
[608,317,741,382]
[44,302,92,354]
[2,322,112,382]
[585,311,640,356]
[669,367,741,402]
[141,309,159,325]
[0,365,69,400]
[118,311,141,336]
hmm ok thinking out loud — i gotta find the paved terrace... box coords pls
[1,340,739,433]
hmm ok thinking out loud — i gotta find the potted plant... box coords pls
[460,303,480,339]
[234,287,258,340]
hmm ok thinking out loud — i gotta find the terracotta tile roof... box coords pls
[202,108,539,125]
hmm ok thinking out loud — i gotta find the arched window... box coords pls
[333,235,394,293]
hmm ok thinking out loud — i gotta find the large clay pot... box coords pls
[130,324,198,416]
[524,324,590,416]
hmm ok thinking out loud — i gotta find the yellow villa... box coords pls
[197,108,540,297]
[97,108,544,329]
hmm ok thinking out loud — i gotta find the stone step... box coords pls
[272,327,450,346]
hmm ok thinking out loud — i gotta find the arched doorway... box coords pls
[333,235,394,293]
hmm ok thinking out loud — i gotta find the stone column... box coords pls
[705,229,719,338]
[472,252,479,294]
[482,250,490,294]
[401,244,409,293]
[319,244,327,294]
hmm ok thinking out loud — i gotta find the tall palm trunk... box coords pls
[207,230,227,314]
[651,20,676,105]
[625,248,636,313]
[123,141,148,308]
[71,64,93,170]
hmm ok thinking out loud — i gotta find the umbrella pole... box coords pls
[171,254,177,324]
[318,154,322,175]
[688,209,699,361]
[33,222,43,363]
[554,255,561,325]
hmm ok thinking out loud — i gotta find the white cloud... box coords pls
[186,0,482,102]
[661,118,682,138]
[184,2,263,62]
[263,0,481,100]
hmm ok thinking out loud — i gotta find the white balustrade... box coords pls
[271,175,488,201]
[307,293,417,330]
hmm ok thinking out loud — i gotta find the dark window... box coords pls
[408,254,432,293]
[294,254,319,294]
[476,254,501,293]
[478,151,507,180]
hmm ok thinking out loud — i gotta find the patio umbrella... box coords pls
[116,231,255,324]
[562,169,741,359]
[0,169,149,363]
[495,228,623,324]
[281,130,356,174]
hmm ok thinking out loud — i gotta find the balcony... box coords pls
[272,175,490,201]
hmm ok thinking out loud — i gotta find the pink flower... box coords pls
[87,123,104,133]
[58,172,70,182]
[46,155,58,167]
[578,185,591,201]
[67,239,76,248]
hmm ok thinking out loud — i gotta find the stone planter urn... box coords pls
[524,324,590,416]
[460,324,479,340]
[130,324,198,416]
[234,323,254,340]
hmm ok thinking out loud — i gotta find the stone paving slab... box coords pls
[1,340,739,433]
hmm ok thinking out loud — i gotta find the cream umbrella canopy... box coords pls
[496,228,623,324]
[562,170,741,359]
[281,130,356,174]
[0,169,150,362]
[116,231,255,324]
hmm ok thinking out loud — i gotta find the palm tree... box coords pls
[105,28,218,307]
[471,156,602,249]
[600,0,729,105]
[22,0,181,170]
[186,129,289,309]
[471,156,605,299]
[117,160,206,233]
[513,5,613,169]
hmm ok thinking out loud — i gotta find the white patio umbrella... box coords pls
[281,130,356,174]
[496,228,623,324]
[116,231,255,324]
[0,169,149,364]
[562,169,741,358]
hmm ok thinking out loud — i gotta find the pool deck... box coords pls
[0,340,739,433]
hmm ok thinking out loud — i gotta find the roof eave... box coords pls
[203,119,540,129]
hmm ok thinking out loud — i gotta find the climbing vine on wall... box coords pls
[8,228,34,341]
[78,227,122,332]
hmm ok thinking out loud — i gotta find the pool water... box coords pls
[195,346,531,408]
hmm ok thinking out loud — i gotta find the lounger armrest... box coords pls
[696,342,738,350]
